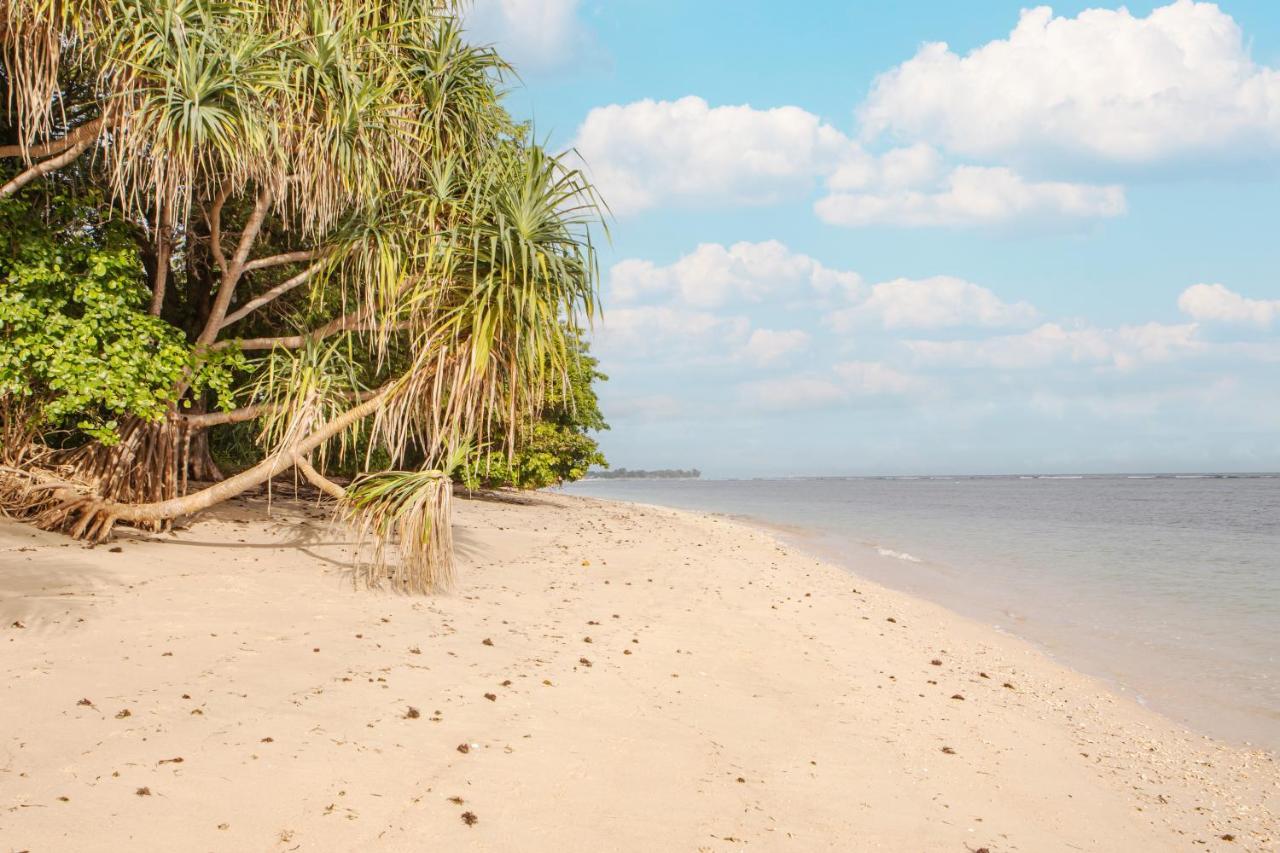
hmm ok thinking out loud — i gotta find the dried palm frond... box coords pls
[341,463,460,593]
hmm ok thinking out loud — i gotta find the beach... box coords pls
[1,490,1276,851]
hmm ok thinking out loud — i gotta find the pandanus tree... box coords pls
[0,0,603,591]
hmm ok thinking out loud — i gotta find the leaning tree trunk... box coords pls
[32,391,387,542]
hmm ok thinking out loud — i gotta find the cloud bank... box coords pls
[860,1,1280,166]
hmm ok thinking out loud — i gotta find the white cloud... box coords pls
[739,361,930,411]
[572,96,1124,228]
[609,240,862,308]
[832,361,931,395]
[1178,283,1280,328]
[601,393,685,422]
[739,329,811,367]
[906,322,1203,370]
[465,0,588,71]
[571,97,856,215]
[592,306,749,360]
[860,2,1280,166]
[816,164,1125,229]
[827,275,1039,331]
[828,143,945,192]
[739,377,848,412]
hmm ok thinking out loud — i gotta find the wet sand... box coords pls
[1,491,1276,851]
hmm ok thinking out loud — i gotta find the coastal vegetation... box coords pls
[587,467,700,480]
[0,0,606,591]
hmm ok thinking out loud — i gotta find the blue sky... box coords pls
[470,1,1280,476]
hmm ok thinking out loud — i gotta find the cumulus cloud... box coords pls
[1178,283,1280,328]
[591,306,749,360]
[860,1,1280,166]
[738,329,811,367]
[572,97,855,215]
[739,361,929,411]
[739,377,849,412]
[816,164,1125,229]
[827,275,1039,331]
[601,393,686,422]
[906,322,1203,371]
[609,240,862,308]
[832,361,931,395]
[465,0,589,72]
[573,97,1123,228]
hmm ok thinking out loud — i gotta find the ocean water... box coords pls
[561,475,1280,751]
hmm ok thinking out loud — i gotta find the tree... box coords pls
[458,327,608,490]
[0,0,604,592]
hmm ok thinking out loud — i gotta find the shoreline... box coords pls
[561,480,1280,755]
[764,517,1272,753]
[2,490,1276,850]
[576,494,1278,754]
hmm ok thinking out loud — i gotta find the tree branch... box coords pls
[179,388,382,429]
[207,181,234,275]
[242,249,321,273]
[67,388,390,524]
[219,260,324,329]
[0,135,94,199]
[213,312,398,352]
[197,187,271,347]
[148,209,173,316]
[0,118,103,160]
[293,453,346,499]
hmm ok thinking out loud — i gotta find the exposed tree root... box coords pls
[1,390,457,592]
[57,417,184,529]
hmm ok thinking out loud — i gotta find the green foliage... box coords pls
[458,329,609,490]
[0,191,245,444]
[588,468,701,480]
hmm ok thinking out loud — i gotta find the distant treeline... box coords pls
[587,467,701,480]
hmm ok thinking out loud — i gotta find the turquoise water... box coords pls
[561,475,1280,751]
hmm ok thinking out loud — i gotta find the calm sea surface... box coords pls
[561,475,1280,751]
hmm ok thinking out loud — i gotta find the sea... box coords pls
[561,474,1280,752]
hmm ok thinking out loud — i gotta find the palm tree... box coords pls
[0,0,603,591]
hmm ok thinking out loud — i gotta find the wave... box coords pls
[875,547,922,563]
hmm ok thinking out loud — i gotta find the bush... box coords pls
[0,189,242,446]
[458,329,608,490]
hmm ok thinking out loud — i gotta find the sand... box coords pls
[1,490,1276,852]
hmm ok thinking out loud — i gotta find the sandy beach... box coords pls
[1,490,1276,852]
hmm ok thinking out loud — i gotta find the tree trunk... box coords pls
[36,390,387,542]
[183,396,225,484]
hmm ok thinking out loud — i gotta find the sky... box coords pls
[468,0,1280,477]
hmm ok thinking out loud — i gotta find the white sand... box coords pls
[1,490,1276,851]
